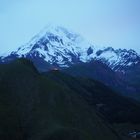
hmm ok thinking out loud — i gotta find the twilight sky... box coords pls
[0,0,140,54]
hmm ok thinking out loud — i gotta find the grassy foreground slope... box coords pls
[0,59,120,140]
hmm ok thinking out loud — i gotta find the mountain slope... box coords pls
[124,62,140,92]
[45,69,140,123]
[1,59,140,139]
[62,61,140,101]
[0,25,140,72]
[0,59,122,140]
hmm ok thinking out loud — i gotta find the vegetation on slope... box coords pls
[0,59,121,140]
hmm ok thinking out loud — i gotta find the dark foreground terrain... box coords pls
[0,59,140,140]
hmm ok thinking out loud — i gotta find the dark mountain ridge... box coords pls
[1,59,140,139]
[0,59,122,140]
[62,60,140,101]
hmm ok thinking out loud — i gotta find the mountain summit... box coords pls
[0,25,140,72]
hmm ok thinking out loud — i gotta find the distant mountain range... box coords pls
[0,25,140,72]
[0,25,140,100]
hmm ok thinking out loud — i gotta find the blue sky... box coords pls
[0,0,140,53]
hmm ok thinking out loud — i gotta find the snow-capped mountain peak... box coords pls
[94,47,140,71]
[11,25,94,67]
[0,25,140,72]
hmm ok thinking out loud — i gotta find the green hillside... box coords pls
[0,59,121,140]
